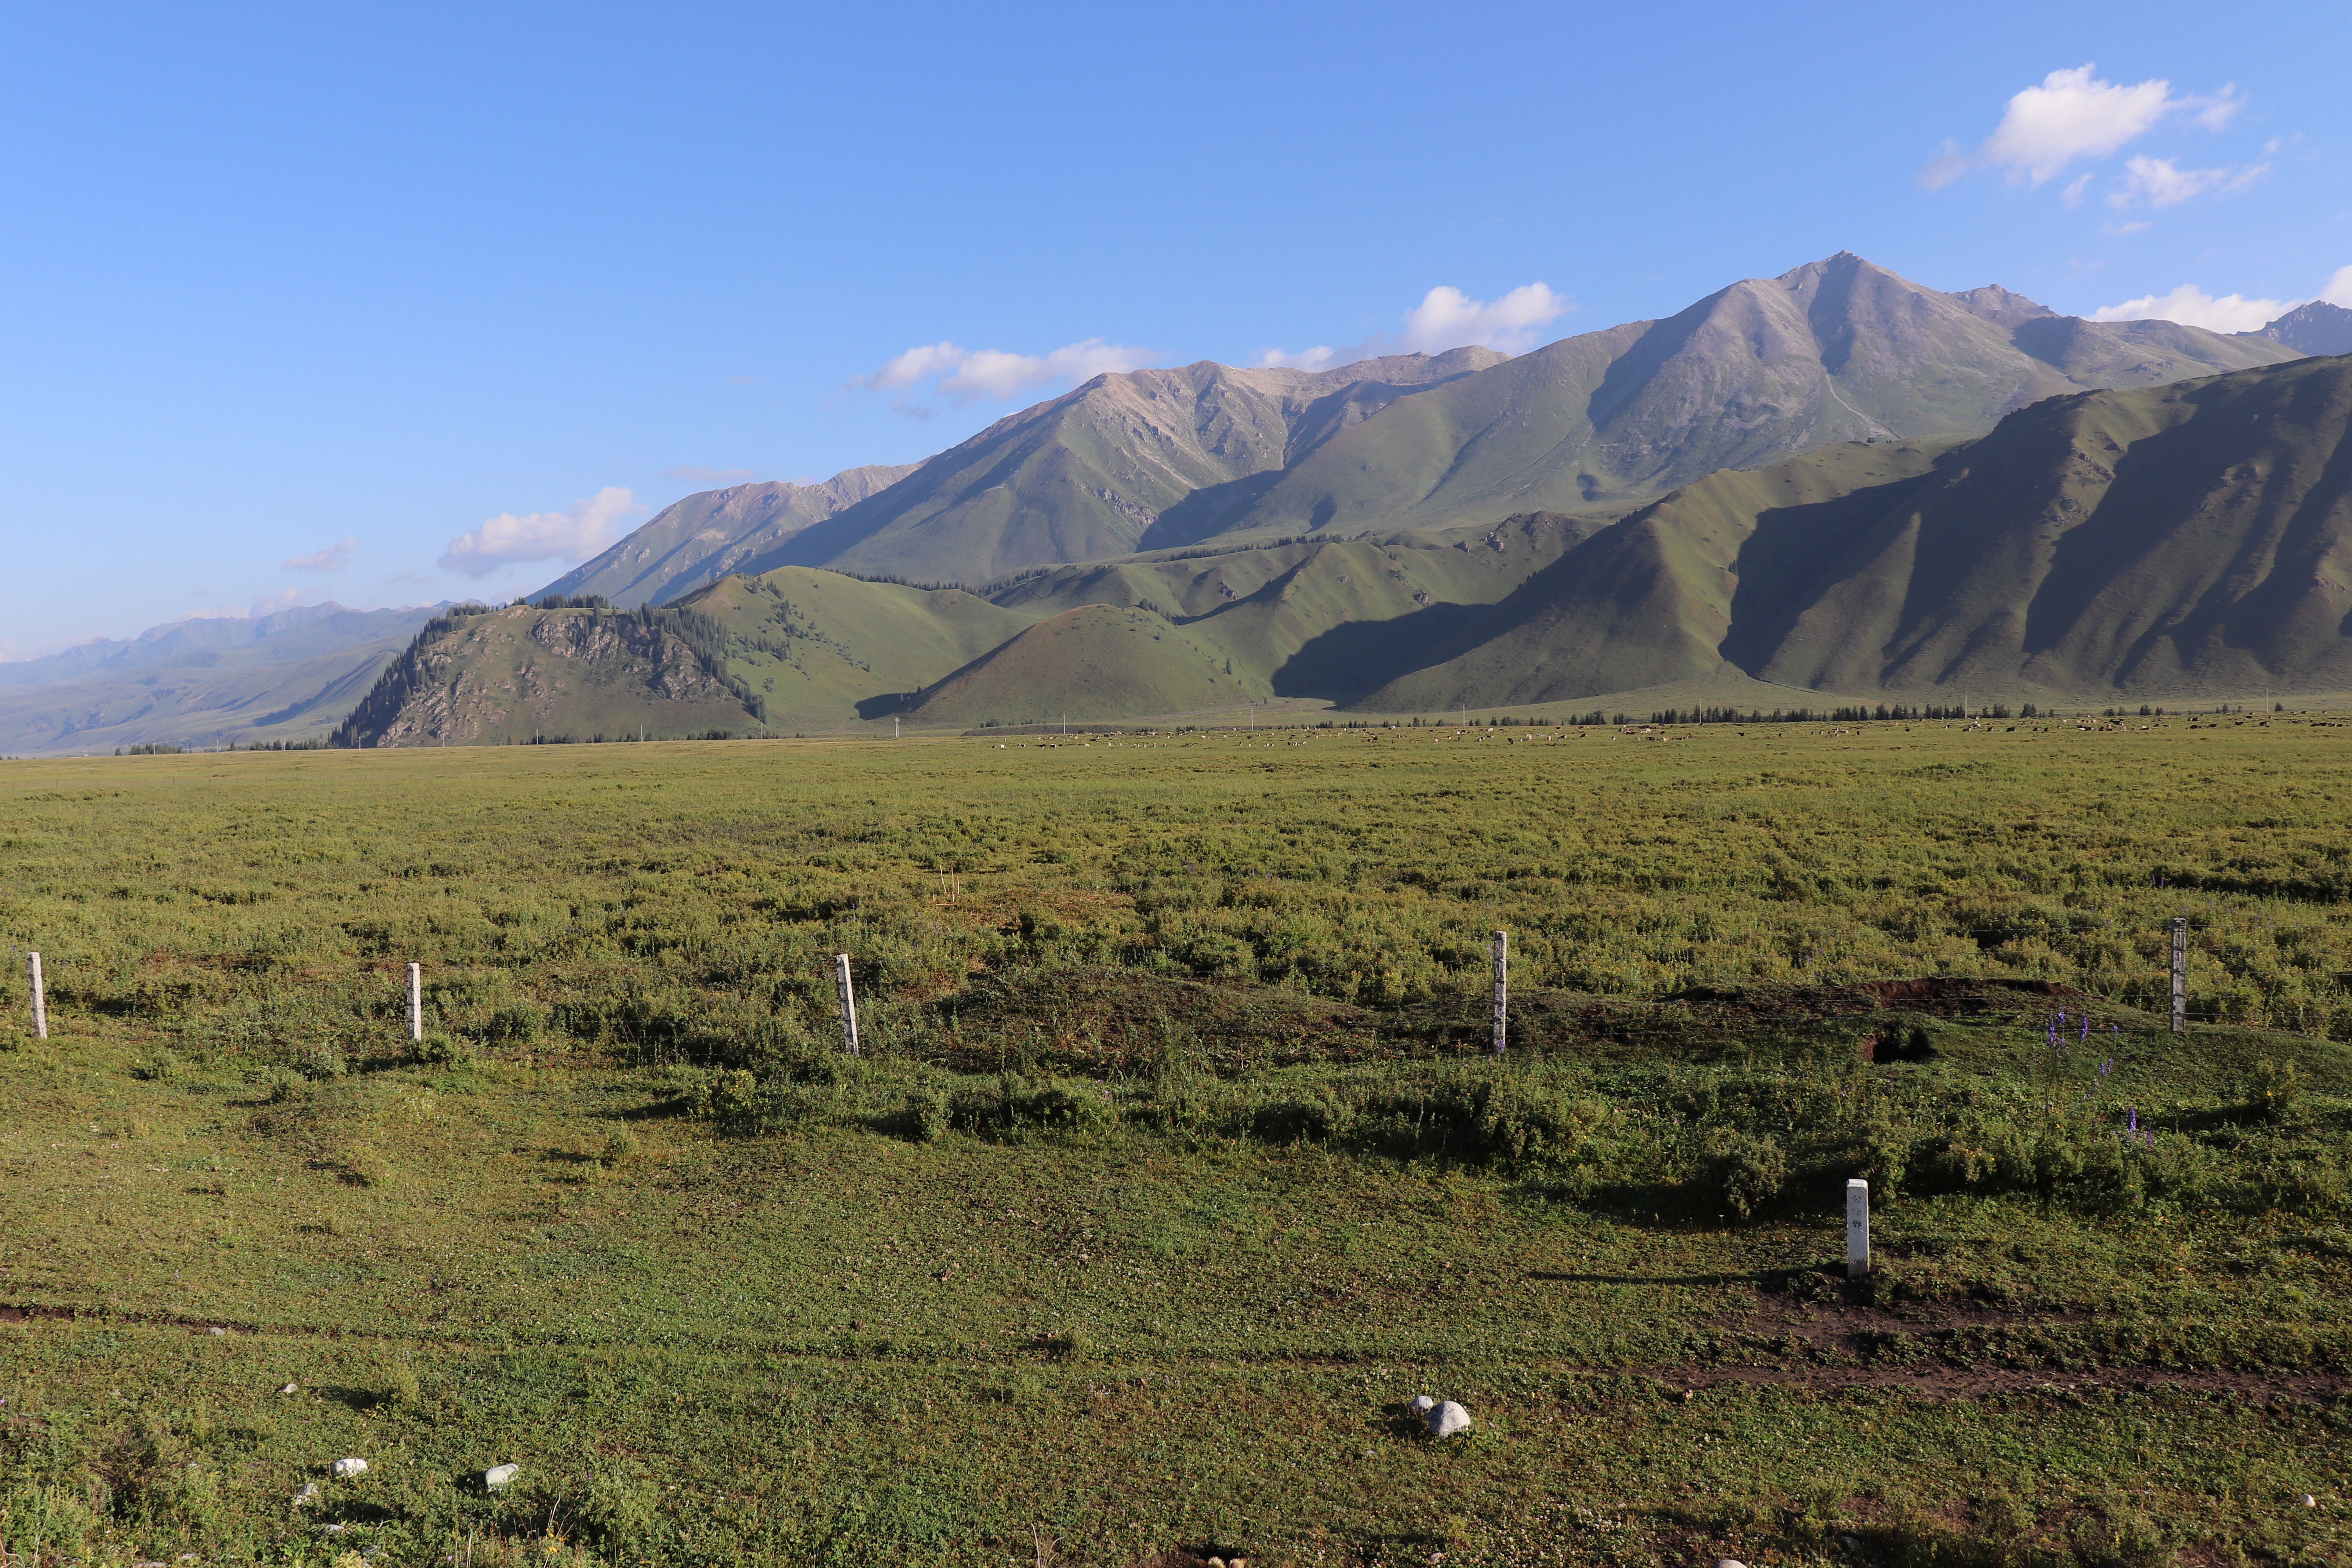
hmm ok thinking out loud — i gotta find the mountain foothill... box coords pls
[13,254,2352,750]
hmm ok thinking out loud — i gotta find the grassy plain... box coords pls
[4,715,2352,1566]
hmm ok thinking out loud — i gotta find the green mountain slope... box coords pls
[1361,352,2352,707]
[992,515,1612,702]
[333,574,1040,745]
[533,465,917,608]
[895,604,1250,724]
[1759,353,2352,697]
[1357,441,1958,710]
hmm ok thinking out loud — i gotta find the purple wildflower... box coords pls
[2128,1107,2138,1134]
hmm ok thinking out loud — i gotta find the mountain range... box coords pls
[336,345,2352,742]
[543,254,2323,598]
[0,602,444,755]
[19,252,2352,751]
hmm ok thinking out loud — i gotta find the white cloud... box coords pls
[1919,65,2243,191]
[437,488,644,577]
[281,537,357,573]
[1256,281,1573,371]
[2324,267,2352,307]
[175,586,322,622]
[856,338,1157,409]
[2092,283,2295,333]
[2108,154,2269,208]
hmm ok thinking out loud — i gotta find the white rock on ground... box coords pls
[332,1458,368,1478]
[279,1383,298,1395]
[292,1483,319,1508]
[1406,1395,1435,1415]
[485,1464,519,1489]
[1716,1559,1748,1568]
[1426,1401,1472,1438]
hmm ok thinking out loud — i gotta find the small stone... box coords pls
[485,1463,519,1490]
[293,1482,320,1508]
[332,1457,368,1478]
[1716,1559,1748,1568]
[206,1326,226,1336]
[280,1382,298,1395]
[1406,1394,1436,1415]
[2304,1494,2318,1508]
[1426,1400,1472,1438]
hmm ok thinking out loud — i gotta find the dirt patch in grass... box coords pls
[919,967,2143,1078]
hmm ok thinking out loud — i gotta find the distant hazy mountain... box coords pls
[532,465,916,607]
[0,602,444,754]
[2242,300,2352,359]
[0,601,438,689]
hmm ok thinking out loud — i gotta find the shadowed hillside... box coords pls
[1361,353,2352,707]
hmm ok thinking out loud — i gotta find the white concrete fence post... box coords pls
[408,962,423,1043]
[834,953,860,1056]
[1846,1178,1870,1278]
[28,951,47,1040]
[1490,930,1508,1056]
[2170,915,2187,1036]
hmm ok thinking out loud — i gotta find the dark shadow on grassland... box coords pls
[1279,524,1661,705]
[1263,599,1494,699]
[1137,472,1289,553]
[1714,470,1942,677]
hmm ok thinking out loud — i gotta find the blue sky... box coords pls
[3,0,2346,655]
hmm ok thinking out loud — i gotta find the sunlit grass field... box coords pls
[4,715,2352,1566]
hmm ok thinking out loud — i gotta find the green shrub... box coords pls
[599,1128,641,1166]
[900,1082,951,1143]
[580,1466,658,1550]
[2246,1058,2305,1122]
[1252,1092,1352,1144]
[129,1051,179,1082]
[483,1002,545,1044]
[377,1364,421,1408]
[415,1030,474,1067]
[951,1074,1119,1141]
[1706,1128,1787,1218]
